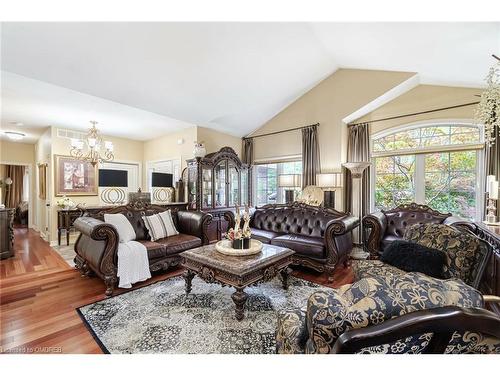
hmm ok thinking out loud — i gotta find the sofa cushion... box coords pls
[271,234,325,259]
[137,240,166,260]
[250,228,281,244]
[306,273,486,354]
[403,223,481,285]
[156,234,201,255]
[352,259,407,281]
[381,240,446,278]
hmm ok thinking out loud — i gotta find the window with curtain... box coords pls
[372,122,483,220]
[254,160,302,206]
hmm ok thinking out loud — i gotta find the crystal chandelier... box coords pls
[475,55,500,146]
[70,121,114,166]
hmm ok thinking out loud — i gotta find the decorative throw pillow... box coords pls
[403,223,480,285]
[104,213,136,243]
[380,240,446,278]
[142,210,179,241]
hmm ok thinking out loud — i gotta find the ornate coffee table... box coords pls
[180,244,295,321]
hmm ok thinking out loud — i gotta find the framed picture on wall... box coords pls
[54,155,98,196]
[37,163,47,200]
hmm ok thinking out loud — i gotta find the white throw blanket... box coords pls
[117,241,151,288]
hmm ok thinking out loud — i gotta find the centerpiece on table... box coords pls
[215,205,263,256]
[56,195,75,210]
[226,204,252,249]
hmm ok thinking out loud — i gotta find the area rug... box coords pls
[77,275,331,354]
[51,244,76,267]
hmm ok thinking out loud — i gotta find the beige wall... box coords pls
[142,126,242,187]
[249,69,415,209]
[251,69,415,167]
[0,140,36,164]
[197,126,242,158]
[34,128,52,238]
[358,85,482,134]
[49,128,145,242]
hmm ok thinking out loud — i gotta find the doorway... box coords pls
[0,163,32,229]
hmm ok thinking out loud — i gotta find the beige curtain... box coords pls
[4,165,26,208]
[242,138,254,165]
[344,123,371,215]
[301,125,321,188]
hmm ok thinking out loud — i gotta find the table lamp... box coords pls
[278,174,301,204]
[316,172,343,209]
[486,175,499,225]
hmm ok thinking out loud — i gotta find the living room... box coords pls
[1,0,499,371]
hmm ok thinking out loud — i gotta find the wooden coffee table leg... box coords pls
[280,267,292,290]
[183,269,195,294]
[231,288,248,321]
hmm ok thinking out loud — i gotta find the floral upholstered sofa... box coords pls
[275,272,500,354]
[354,223,491,289]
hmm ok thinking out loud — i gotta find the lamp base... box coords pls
[350,246,370,260]
[285,190,294,205]
[323,190,335,209]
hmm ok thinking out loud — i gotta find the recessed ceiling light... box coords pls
[8,121,23,126]
[4,131,26,141]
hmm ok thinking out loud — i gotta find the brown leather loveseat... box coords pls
[363,202,467,259]
[228,202,359,280]
[73,202,212,296]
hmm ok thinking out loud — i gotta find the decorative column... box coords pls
[343,161,371,260]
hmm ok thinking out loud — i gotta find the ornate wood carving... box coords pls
[181,245,293,320]
[382,202,452,219]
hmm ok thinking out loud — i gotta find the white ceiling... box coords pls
[1,22,499,143]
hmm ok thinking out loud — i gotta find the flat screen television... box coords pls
[99,169,128,187]
[152,172,173,188]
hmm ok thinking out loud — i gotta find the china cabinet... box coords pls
[186,147,252,242]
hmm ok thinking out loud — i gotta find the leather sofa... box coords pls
[363,202,468,259]
[73,202,212,296]
[228,202,359,280]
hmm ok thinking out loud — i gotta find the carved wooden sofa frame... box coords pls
[73,202,212,296]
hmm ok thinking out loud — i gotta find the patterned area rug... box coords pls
[77,275,331,354]
[51,244,76,267]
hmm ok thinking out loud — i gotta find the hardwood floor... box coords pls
[0,228,354,354]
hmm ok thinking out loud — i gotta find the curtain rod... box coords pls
[348,101,480,127]
[243,123,319,140]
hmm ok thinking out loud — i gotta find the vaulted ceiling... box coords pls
[1,22,498,143]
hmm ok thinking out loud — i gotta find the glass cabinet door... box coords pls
[187,165,197,210]
[228,162,240,207]
[241,168,248,206]
[214,161,226,207]
[201,167,212,209]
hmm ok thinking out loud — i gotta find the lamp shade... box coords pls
[489,180,499,200]
[486,175,496,193]
[278,174,301,188]
[316,173,343,188]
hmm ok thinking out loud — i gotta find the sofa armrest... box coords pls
[444,216,475,231]
[362,211,387,259]
[177,211,213,245]
[73,217,119,295]
[323,215,360,269]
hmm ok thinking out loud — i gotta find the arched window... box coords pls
[371,121,484,220]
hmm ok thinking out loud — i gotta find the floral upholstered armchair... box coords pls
[276,272,500,354]
[353,223,492,289]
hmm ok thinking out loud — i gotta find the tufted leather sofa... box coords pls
[73,202,212,296]
[228,202,359,280]
[363,202,467,259]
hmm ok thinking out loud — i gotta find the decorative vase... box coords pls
[232,238,251,249]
